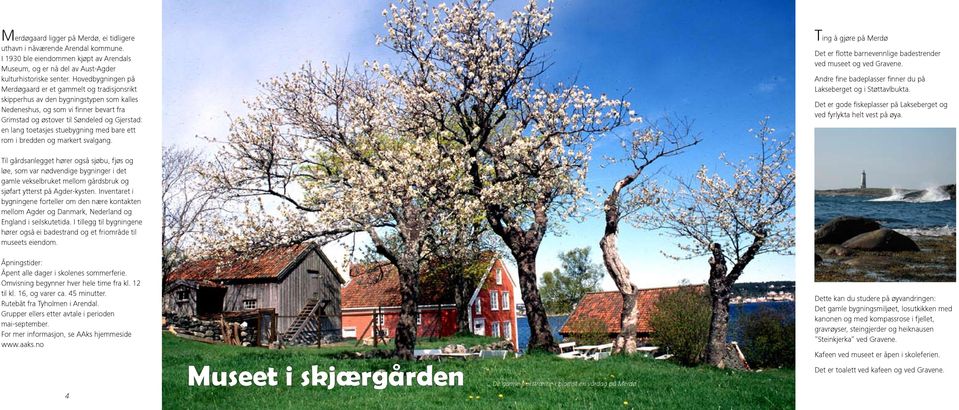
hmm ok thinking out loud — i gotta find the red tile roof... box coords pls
[165,243,314,282]
[342,263,404,308]
[560,285,707,335]
[342,258,495,309]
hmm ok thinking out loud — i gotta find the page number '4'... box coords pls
[65,393,70,399]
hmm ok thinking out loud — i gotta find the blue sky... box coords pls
[164,0,796,289]
[815,128,956,190]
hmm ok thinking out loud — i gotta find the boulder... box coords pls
[942,184,956,200]
[841,228,920,252]
[815,216,881,244]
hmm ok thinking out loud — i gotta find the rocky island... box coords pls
[816,184,957,200]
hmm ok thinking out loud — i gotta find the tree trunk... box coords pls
[614,290,639,353]
[705,243,730,367]
[704,235,764,366]
[453,272,473,334]
[599,175,641,354]
[368,224,421,361]
[393,260,420,360]
[514,250,557,353]
[600,232,639,354]
[483,203,557,353]
[706,280,731,367]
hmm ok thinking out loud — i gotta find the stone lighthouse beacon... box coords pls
[860,170,867,189]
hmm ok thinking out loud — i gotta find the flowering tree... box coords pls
[651,118,794,367]
[162,145,220,278]
[200,0,636,354]
[598,117,699,354]
[376,0,637,351]
[200,62,478,359]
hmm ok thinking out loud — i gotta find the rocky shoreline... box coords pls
[814,216,956,282]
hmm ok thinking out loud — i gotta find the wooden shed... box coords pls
[163,242,344,344]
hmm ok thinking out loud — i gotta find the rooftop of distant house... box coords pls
[560,285,707,335]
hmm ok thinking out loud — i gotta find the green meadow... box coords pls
[163,333,794,409]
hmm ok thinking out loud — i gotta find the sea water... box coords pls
[816,189,956,236]
[516,301,795,350]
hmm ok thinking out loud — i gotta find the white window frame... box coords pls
[503,321,511,340]
[492,321,500,337]
[374,313,385,327]
[242,299,257,309]
[175,290,189,302]
[502,291,510,311]
[490,290,499,311]
[475,299,482,315]
[496,268,502,285]
[416,312,422,325]
[473,318,485,336]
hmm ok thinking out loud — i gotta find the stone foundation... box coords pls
[163,314,257,346]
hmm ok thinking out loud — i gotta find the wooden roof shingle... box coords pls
[165,243,315,282]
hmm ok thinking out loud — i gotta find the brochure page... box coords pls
[0,0,955,408]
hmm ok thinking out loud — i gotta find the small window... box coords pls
[496,268,502,285]
[475,299,482,315]
[416,312,422,325]
[473,319,485,334]
[307,269,320,278]
[175,290,189,302]
[242,299,257,309]
[502,291,510,311]
[503,321,511,340]
[374,314,385,327]
[492,322,500,337]
[490,291,499,311]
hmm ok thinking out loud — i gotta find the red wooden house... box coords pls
[341,257,519,350]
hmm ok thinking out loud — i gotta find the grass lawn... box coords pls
[163,332,794,409]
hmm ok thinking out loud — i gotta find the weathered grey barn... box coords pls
[162,242,344,343]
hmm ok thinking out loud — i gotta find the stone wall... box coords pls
[164,313,343,347]
[163,314,257,346]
